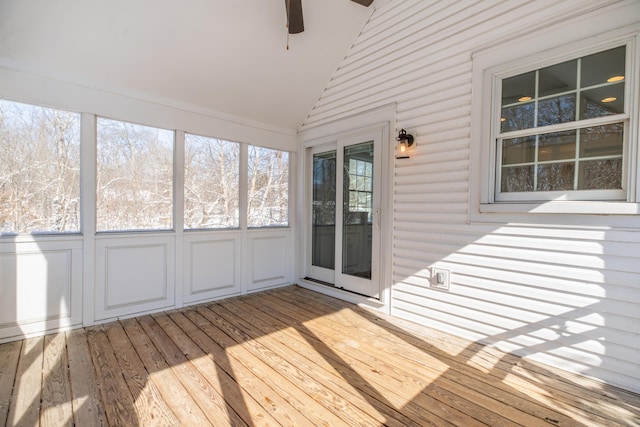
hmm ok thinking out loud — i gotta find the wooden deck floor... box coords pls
[0,286,639,426]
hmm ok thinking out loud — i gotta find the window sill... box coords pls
[479,201,640,215]
[0,233,84,243]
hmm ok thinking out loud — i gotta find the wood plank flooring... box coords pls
[0,285,639,426]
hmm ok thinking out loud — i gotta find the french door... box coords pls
[308,130,382,298]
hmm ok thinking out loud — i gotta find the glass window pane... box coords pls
[184,134,239,229]
[501,166,534,192]
[349,191,357,209]
[360,191,369,207]
[538,130,576,162]
[538,59,577,97]
[343,141,374,280]
[537,94,576,127]
[312,150,336,270]
[578,159,622,190]
[580,123,623,158]
[364,177,372,191]
[0,100,80,233]
[580,83,625,120]
[502,71,535,105]
[502,136,535,165]
[96,118,173,232]
[248,146,289,227]
[536,163,575,191]
[352,160,359,180]
[349,174,356,190]
[501,103,535,132]
[581,46,625,88]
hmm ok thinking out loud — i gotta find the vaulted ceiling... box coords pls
[0,0,380,131]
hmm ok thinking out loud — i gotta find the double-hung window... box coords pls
[495,45,629,203]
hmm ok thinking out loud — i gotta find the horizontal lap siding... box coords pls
[301,0,640,393]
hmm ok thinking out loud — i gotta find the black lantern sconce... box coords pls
[395,129,415,159]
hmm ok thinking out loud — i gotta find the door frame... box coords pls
[297,104,395,311]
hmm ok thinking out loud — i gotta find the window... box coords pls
[495,45,629,202]
[247,146,289,227]
[184,134,239,229]
[346,143,374,223]
[96,118,174,231]
[0,100,80,233]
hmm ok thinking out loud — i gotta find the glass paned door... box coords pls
[335,134,381,298]
[342,142,374,279]
[307,130,382,298]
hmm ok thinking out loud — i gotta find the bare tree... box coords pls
[247,146,288,227]
[96,118,173,231]
[0,100,80,233]
[184,134,239,229]
[1,101,291,234]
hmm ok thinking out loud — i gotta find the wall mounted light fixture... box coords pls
[395,129,415,159]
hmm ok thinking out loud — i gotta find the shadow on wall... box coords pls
[0,234,87,426]
[391,217,640,396]
[0,235,81,343]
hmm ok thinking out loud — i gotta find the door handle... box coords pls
[375,209,381,229]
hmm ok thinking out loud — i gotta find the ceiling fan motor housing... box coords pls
[286,0,373,35]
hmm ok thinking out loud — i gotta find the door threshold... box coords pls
[302,277,379,300]
[303,277,335,287]
[298,278,386,311]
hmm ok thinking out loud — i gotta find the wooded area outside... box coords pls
[97,118,174,231]
[248,145,289,227]
[0,99,290,234]
[184,134,239,229]
[0,100,81,233]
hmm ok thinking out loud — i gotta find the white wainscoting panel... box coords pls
[95,234,175,321]
[247,230,292,292]
[0,238,82,342]
[183,232,241,303]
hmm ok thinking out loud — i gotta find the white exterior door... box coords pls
[307,129,383,298]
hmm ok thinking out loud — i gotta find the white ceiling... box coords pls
[0,0,378,131]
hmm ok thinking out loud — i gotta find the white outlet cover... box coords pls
[431,267,450,290]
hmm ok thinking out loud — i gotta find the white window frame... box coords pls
[494,45,629,203]
[470,25,640,221]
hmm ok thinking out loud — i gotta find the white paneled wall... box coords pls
[95,234,175,321]
[0,238,82,341]
[183,232,242,303]
[248,230,293,292]
[302,0,640,393]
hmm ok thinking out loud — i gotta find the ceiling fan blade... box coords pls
[286,0,304,34]
[351,0,373,6]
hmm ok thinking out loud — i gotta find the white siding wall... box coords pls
[302,0,640,393]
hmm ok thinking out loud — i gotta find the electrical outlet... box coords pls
[431,267,450,290]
